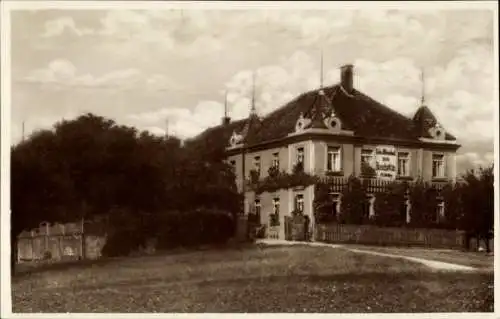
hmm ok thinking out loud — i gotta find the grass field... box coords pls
[12,244,493,313]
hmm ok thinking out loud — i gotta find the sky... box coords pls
[8,4,497,173]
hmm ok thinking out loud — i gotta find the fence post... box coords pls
[80,216,86,260]
[44,225,49,256]
[30,232,34,261]
[58,236,63,260]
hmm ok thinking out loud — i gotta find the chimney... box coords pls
[222,91,231,126]
[340,64,354,93]
[222,116,231,126]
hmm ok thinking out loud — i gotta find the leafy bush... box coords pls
[101,208,145,257]
[339,175,368,225]
[253,170,317,195]
[313,183,337,224]
[249,169,260,185]
[293,161,304,174]
[154,209,236,249]
[268,165,280,178]
[254,225,267,238]
[408,179,438,228]
[373,182,407,227]
[459,166,494,251]
[441,182,463,230]
[269,213,280,226]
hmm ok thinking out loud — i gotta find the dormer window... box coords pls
[229,131,243,147]
[295,113,311,133]
[429,123,445,140]
[324,110,342,131]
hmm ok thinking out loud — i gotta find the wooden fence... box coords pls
[17,221,106,263]
[315,223,466,249]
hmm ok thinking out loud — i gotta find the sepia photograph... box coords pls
[1,0,498,316]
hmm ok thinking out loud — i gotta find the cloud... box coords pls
[42,16,94,37]
[126,100,225,139]
[23,59,180,92]
[122,39,494,155]
[13,9,495,173]
[457,151,494,173]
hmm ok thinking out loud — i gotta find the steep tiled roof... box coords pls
[185,118,247,151]
[412,105,456,140]
[192,83,457,148]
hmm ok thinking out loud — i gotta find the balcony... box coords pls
[317,174,449,193]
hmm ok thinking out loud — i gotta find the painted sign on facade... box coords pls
[375,145,397,181]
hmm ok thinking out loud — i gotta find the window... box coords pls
[253,156,261,175]
[254,199,261,218]
[327,146,342,172]
[432,154,445,178]
[397,152,410,177]
[270,197,280,226]
[436,200,445,223]
[229,160,236,172]
[296,147,305,164]
[273,198,280,215]
[295,194,304,212]
[272,152,280,169]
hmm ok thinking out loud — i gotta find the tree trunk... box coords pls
[11,234,17,276]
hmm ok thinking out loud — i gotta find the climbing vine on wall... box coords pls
[248,166,318,195]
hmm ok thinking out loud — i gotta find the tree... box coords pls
[313,183,335,224]
[339,175,368,225]
[11,114,174,266]
[11,112,245,267]
[11,129,77,272]
[441,182,464,230]
[459,165,494,252]
[373,182,407,227]
[408,179,438,228]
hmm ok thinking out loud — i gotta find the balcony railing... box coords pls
[317,175,449,194]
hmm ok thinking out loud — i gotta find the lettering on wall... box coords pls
[375,145,397,181]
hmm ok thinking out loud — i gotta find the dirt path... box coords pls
[256,239,478,272]
[346,247,477,271]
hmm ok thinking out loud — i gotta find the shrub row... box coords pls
[101,208,236,257]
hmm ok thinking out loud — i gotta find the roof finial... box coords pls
[420,68,426,105]
[224,90,228,118]
[320,49,324,89]
[250,70,257,116]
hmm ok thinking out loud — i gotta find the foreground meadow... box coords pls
[12,244,493,313]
